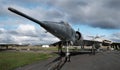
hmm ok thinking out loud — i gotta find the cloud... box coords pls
[105,0,120,9]
[1,0,120,29]
[0,0,120,44]
[45,0,120,29]
[0,28,6,33]
[16,24,38,37]
[0,24,59,45]
[56,0,120,29]
[110,32,120,42]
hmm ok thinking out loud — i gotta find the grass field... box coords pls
[0,51,55,70]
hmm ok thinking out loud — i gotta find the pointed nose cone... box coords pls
[8,7,57,34]
[8,7,62,39]
[8,7,15,12]
[8,7,55,31]
[8,7,45,26]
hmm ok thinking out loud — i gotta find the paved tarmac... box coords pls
[16,51,120,70]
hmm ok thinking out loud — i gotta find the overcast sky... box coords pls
[0,0,120,45]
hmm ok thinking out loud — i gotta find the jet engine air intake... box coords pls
[75,31,81,40]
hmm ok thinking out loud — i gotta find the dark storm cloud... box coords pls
[1,0,120,29]
[105,0,120,9]
[91,21,120,29]
[45,10,64,19]
[45,0,120,29]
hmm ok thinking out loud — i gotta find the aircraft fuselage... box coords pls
[8,7,82,45]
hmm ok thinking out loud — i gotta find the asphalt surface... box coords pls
[15,51,120,70]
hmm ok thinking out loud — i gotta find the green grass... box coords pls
[0,52,55,70]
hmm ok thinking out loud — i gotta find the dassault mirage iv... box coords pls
[8,7,103,61]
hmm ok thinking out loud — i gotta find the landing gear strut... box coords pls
[65,41,73,62]
[58,43,64,56]
[65,43,70,62]
[58,41,72,62]
[91,44,96,55]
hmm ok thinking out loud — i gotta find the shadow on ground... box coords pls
[46,51,94,70]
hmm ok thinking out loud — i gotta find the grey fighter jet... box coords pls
[8,7,94,61]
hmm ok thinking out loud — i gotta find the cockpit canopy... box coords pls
[60,21,70,26]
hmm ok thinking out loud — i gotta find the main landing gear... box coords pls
[58,41,73,62]
[91,44,96,55]
[65,41,73,62]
